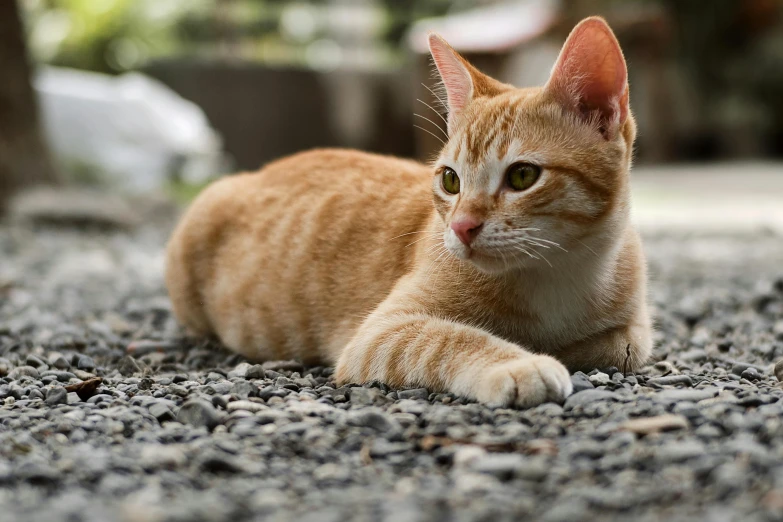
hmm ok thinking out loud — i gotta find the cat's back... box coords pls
[165,148,434,362]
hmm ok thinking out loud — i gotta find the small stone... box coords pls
[570,372,594,393]
[654,388,719,403]
[50,356,70,370]
[228,362,252,379]
[167,384,188,397]
[731,362,763,377]
[774,360,783,382]
[655,440,705,463]
[564,389,620,410]
[261,360,304,373]
[350,387,379,406]
[588,372,611,386]
[277,422,309,436]
[197,453,245,474]
[76,355,96,371]
[469,454,526,481]
[41,370,76,382]
[25,355,46,368]
[178,399,222,430]
[149,402,175,422]
[15,461,59,484]
[397,388,429,401]
[226,400,267,413]
[618,414,689,435]
[741,367,762,381]
[680,349,708,362]
[313,463,351,482]
[45,387,68,406]
[66,392,82,404]
[347,408,401,433]
[8,366,39,380]
[140,444,187,469]
[231,380,257,399]
[369,440,412,457]
[541,499,590,522]
[244,365,266,380]
[647,375,693,387]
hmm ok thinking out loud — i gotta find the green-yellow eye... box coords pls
[507,163,541,191]
[441,167,460,194]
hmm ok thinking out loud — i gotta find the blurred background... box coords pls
[1,0,782,228]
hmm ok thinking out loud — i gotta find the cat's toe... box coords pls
[477,355,572,409]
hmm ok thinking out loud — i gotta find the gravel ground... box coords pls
[1,219,783,522]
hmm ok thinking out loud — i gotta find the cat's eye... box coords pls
[441,167,460,194]
[506,163,541,191]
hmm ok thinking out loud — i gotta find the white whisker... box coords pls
[522,243,552,267]
[416,99,448,126]
[414,113,448,139]
[422,247,451,290]
[576,238,598,257]
[527,236,568,252]
[522,239,552,249]
[413,124,446,145]
[405,234,441,248]
[388,230,430,242]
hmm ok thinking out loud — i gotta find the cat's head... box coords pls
[429,17,635,274]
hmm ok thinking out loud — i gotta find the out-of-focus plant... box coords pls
[21,0,464,73]
[22,0,217,72]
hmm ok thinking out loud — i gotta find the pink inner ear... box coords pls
[428,34,473,123]
[548,18,629,134]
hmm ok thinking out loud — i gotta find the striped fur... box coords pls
[165,18,651,408]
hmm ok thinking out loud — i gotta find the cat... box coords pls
[165,17,652,408]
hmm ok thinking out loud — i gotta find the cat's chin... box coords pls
[451,248,524,275]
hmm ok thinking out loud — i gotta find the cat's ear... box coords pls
[545,17,629,139]
[428,33,503,132]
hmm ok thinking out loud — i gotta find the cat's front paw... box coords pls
[475,355,572,408]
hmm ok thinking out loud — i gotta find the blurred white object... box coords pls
[35,66,225,192]
[408,0,559,54]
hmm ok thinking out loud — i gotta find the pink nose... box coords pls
[451,217,483,246]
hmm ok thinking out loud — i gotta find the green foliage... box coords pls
[21,0,460,73]
[166,179,211,205]
[23,0,216,72]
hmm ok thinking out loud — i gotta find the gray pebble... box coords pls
[397,388,429,401]
[647,375,694,387]
[8,366,40,380]
[346,409,401,433]
[245,364,266,380]
[570,372,594,393]
[177,399,221,431]
[77,355,96,371]
[469,453,525,481]
[45,386,68,406]
[149,402,176,422]
[564,389,621,410]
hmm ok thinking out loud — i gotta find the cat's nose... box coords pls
[451,218,484,246]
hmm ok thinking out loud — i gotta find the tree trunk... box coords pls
[0,0,58,212]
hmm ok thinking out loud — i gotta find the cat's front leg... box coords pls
[335,310,572,408]
[555,311,653,374]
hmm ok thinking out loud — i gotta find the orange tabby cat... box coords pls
[166,17,652,408]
